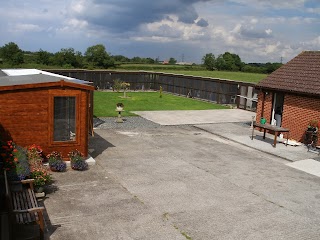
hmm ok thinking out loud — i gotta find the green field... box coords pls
[94,91,229,117]
[116,63,204,71]
[158,70,266,83]
[117,64,267,83]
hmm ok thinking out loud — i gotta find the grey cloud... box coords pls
[196,18,209,27]
[73,0,213,32]
[239,26,273,39]
[140,24,183,39]
[156,24,182,38]
[180,0,213,3]
[164,16,175,22]
[176,6,198,24]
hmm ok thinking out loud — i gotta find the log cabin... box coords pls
[0,70,94,158]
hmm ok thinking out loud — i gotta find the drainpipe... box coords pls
[261,90,265,119]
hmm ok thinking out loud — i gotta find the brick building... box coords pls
[255,51,320,143]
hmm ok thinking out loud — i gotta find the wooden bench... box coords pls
[252,121,290,148]
[4,170,45,240]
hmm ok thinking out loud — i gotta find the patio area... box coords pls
[42,110,320,239]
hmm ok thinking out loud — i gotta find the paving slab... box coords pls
[287,159,320,177]
[131,109,255,125]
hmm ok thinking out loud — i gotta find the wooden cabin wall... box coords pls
[0,88,49,146]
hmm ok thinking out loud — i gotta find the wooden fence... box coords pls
[46,69,258,111]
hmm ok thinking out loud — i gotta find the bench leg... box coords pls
[273,132,278,148]
[251,125,255,140]
[37,211,45,240]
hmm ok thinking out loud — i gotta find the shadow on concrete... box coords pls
[93,117,105,128]
[253,135,276,146]
[40,197,61,240]
[89,132,115,158]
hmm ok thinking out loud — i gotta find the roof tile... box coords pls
[257,51,320,96]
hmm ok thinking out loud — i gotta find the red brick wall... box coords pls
[282,95,320,142]
[256,91,320,142]
[256,91,273,123]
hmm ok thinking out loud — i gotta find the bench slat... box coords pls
[12,192,23,223]
[28,189,39,221]
[22,190,33,223]
[28,189,38,208]
[15,191,27,223]
[18,191,27,223]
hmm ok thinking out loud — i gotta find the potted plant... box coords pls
[24,144,52,193]
[11,146,30,181]
[116,102,124,111]
[47,151,67,172]
[307,119,318,132]
[1,141,30,181]
[68,150,88,171]
[29,165,52,192]
[1,140,17,172]
[27,144,44,166]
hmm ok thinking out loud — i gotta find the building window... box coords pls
[54,96,76,141]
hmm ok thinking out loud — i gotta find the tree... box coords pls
[221,52,244,71]
[53,48,82,68]
[0,42,24,65]
[36,49,51,65]
[145,58,155,64]
[169,57,177,65]
[112,55,130,63]
[222,52,235,71]
[265,62,283,74]
[230,53,244,70]
[85,44,114,68]
[215,55,226,70]
[131,56,142,63]
[202,53,216,71]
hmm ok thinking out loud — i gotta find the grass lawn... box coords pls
[94,91,229,117]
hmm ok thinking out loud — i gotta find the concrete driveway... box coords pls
[131,109,255,125]
[44,123,320,239]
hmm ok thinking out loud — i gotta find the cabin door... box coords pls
[271,93,284,127]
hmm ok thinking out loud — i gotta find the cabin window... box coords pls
[53,97,76,141]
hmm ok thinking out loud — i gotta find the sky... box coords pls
[0,0,319,63]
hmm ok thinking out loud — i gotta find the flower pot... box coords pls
[50,166,58,172]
